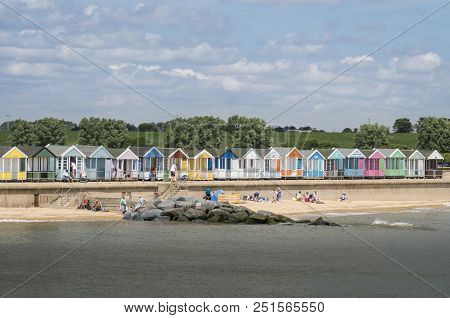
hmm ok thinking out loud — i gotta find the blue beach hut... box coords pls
[142,146,165,180]
[77,145,113,181]
[300,149,325,179]
[338,148,366,178]
[213,148,243,180]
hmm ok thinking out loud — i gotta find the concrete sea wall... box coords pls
[0,178,449,208]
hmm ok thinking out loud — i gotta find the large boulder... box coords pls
[175,201,194,209]
[183,208,207,221]
[269,214,295,223]
[257,210,275,217]
[174,215,190,222]
[195,200,218,212]
[206,214,222,223]
[248,213,267,224]
[168,195,186,202]
[208,208,230,220]
[153,216,171,222]
[161,208,184,220]
[141,209,163,221]
[122,211,133,220]
[308,217,340,226]
[156,201,176,210]
[230,211,248,223]
[136,202,157,213]
[131,212,144,221]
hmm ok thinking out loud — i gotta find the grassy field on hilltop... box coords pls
[0,130,419,149]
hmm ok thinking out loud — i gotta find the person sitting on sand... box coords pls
[296,191,302,201]
[80,196,88,209]
[304,192,309,202]
[253,192,260,201]
[92,200,102,211]
[204,188,212,200]
[339,193,348,202]
[308,192,316,203]
[313,191,324,204]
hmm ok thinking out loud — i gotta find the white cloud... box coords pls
[282,43,324,55]
[84,4,98,16]
[5,62,55,77]
[137,65,161,72]
[161,68,208,81]
[221,76,245,91]
[340,55,374,65]
[390,52,442,73]
[211,58,289,74]
[21,0,53,10]
[145,33,162,46]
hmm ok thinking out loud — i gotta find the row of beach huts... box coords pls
[0,145,445,182]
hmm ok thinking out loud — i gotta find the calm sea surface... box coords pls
[1,207,449,297]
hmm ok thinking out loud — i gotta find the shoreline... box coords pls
[0,200,448,222]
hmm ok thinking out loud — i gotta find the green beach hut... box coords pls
[19,146,57,181]
[378,149,406,178]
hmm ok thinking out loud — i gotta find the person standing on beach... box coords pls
[119,194,127,214]
[276,186,282,202]
[170,162,177,182]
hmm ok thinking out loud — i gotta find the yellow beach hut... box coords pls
[0,146,28,181]
[186,149,215,181]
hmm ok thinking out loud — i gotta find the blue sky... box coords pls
[0,0,449,130]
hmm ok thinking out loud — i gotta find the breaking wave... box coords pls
[372,219,414,227]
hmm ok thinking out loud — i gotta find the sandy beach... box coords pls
[0,200,448,221]
[238,200,450,217]
[0,207,123,222]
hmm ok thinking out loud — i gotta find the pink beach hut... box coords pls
[362,149,385,178]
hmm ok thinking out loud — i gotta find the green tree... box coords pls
[226,115,272,148]
[9,119,35,146]
[138,122,159,132]
[393,117,414,133]
[164,116,226,148]
[355,123,390,148]
[342,128,352,133]
[78,117,128,148]
[33,117,67,146]
[417,117,450,152]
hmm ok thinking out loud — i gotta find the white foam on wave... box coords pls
[0,219,50,223]
[372,219,414,227]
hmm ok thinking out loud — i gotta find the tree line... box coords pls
[4,116,449,153]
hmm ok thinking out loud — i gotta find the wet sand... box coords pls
[0,200,448,221]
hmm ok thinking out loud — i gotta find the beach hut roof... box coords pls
[418,149,444,160]
[317,148,333,158]
[228,148,249,158]
[158,148,179,157]
[77,145,113,158]
[17,146,44,157]
[335,148,365,158]
[204,148,223,158]
[107,147,127,159]
[143,146,164,158]
[46,145,71,157]
[0,146,14,157]
[128,146,151,158]
[47,145,85,158]
[271,147,295,157]
[402,150,425,159]
[378,148,406,158]
[299,149,325,159]
[254,148,270,158]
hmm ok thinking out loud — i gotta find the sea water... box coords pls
[0,207,449,298]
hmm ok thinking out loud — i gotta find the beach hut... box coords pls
[77,145,113,181]
[420,150,444,178]
[128,147,152,181]
[362,149,385,178]
[19,146,57,181]
[299,149,325,179]
[213,148,246,180]
[161,148,189,180]
[237,148,262,179]
[403,150,425,178]
[272,147,303,178]
[0,146,28,181]
[378,149,406,178]
[322,148,345,179]
[335,148,366,178]
[140,146,165,180]
[258,148,282,179]
[108,147,139,180]
[185,149,215,181]
[47,145,86,180]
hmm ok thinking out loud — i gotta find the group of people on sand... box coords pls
[79,196,103,211]
[294,190,324,204]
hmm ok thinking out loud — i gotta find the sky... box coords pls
[0,0,449,130]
